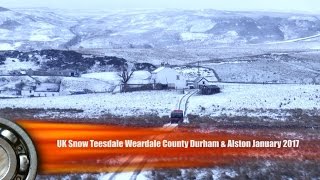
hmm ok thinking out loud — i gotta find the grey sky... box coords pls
[1,0,320,13]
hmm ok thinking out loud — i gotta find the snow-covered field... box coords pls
[81,72,121,82]
[207,59,320,84]
[60,77,115,95]
[81,70,151,84]
[0,58,40,74]
[0,83,319,119]
[0,90,181,117]
[189,83,320,118]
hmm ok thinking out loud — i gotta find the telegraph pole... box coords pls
[197,61,200,77]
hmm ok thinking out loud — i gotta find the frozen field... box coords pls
[0,90,181,117]
[189,83,320,118]
[0,83,319,119]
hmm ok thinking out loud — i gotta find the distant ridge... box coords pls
[0,7,10,11]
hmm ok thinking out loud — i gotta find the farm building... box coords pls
[127,71,151,84]
[21,83,60,97]
[187,77,216,89]
[151,66,186,89]
[200,85,221,95]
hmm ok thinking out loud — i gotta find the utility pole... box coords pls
[197,61,200,77]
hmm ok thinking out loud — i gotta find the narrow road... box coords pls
[176,89,199,123]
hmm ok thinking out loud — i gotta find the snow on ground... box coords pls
[0,91,181,117]
[0,76,37,90]
[189,83,320,117]
[267,33,320,44]
[175,67,218,81]
[0,58,39,73]
[60,77,115,95]
[97,172,134,180]
[189,19,216,33]
[180,32,211,41]
[128,71,151,84]
[81,72,120,83]
[311,46,320,50]
[81,71,151,84]
[29,34,52,41]
[288,16,318,22]
[97,171,148,180]
[0,43,14,50]
[208,60,319,84]
[0,83,319,118]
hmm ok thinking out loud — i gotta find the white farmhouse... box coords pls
[151,66,186,89]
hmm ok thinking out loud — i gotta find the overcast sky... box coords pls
[1,0,320,13]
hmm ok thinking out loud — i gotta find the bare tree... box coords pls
[118,66,135,93]
[15,82,25,90]
[118,67,135,84]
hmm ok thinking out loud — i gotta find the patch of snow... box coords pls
[98,172,134,180]
[97,171,148,180]
[81,72,121,83]
[82,71,151,85]
[0,91,180,117]
[288,16,318,21]
[311,46,320,50]
[213,31,239,43]
[212,169,222,180]
[29,34,52,41]
[180,32,211,41]
[128,71,151,84]
[13,42,23,49]
[0,58,39,73]
[189,19,216,33]
[60,77,115,95]
[131,71,151,79]
[267,33,320,44]
[153,67,165,73]
[226,31,238,37]
[189,83,320,117]
[175,67,218,81]
[225,170,238,178]
[0,43,14,50]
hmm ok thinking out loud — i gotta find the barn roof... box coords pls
[22,85,35,91]
[193,76,218,83]
[194,77,209,83]
[152,66,166,73]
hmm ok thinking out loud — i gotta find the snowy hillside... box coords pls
[0,50,128,73]
[0,7,76,50]
[1,7,320,51]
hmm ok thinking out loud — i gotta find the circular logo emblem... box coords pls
[0,118,37,180]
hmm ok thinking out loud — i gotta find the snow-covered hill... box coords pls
[1,7,320,51]
[0,50,128,73]
[0,7,76,50]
